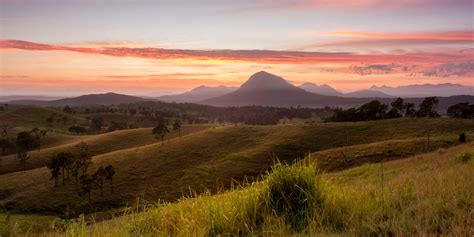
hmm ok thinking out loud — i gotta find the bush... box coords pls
[458,152,472,163]
[263,163,323,230]
[68,125,88,134]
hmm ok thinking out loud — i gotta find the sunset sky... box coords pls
[1,0,473,96]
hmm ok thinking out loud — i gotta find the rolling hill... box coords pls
[0,118,472,214]
[38,142,473,236]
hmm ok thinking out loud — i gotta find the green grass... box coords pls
[39,142,473,236]
[0,118,472,214]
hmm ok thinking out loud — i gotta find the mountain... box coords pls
[9,92,150,106]
[201,71,367,107]
[344,89,395,98]
[298,83,343,96]
[370,83,474,98]
[158,85,238,103]
[0,95,63,102]
[200,71,474,111]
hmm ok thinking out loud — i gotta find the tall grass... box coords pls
[20,144,474,236]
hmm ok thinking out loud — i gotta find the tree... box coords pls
[76,142,92,175]
[403,103,416,117]
[47,155,62,187]
[0,138,12,156]
[63,105,73,114]
[30,128,42,151]
[152,121,170,146]
[79,175,93,204]
[104,165,115,193]
[56,151,74,185]
[16,149,29,172]
[416,97,439,118]
[173,119,182,139]
[69,125,88,134]
[386,98,404,119]
[93,166,106,197]
[90,117,104,133]
[447,102,474,119]
[459,133,467,143]
[15,131,35,171]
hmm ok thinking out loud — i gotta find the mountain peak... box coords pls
[240,71,300,92]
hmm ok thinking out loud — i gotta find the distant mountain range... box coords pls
[369,83,474,98]
[5,72,474,112]
[298,83,343,96]
[9,92,149,106]
[0,95,63,102]
[158,85,237,103]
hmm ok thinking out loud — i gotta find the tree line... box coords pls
[0,127,50,169]
[326,97,453,122]
[46,142,115,204]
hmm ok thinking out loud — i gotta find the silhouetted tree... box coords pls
[90,117,104,133]
[93,166,106,197]
[459,133,467,143]
[79,175,93,204]
[447,102,474,119]
[47,155,62,187]
[69,125,88,134]
[104,165,115,194]
[63,105,73,114]
[403,103,416,117]
[76,142,92,175]
[173,119,182,139]
[0,138,11,156]
[416,97,439,117]
[16,149,29,172]
[15,131,35,171]
[153,120,170,146]
[386,98,404,118]
[56,151,74,185]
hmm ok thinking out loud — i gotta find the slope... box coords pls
[0,118,472,214]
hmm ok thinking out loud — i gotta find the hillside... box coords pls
[0,107,87,132]
[0,118,472,214]
[39,142,473,236]
[0,125,212,175]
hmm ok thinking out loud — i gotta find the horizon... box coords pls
[1,0,473,96]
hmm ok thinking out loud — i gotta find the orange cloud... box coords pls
[1,39,472,65]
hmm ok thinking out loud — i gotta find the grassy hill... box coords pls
[0,124,212,175]
[35,141,473,236]
[0,107,87,133]
[0,118,472,215]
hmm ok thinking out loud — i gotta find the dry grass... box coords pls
[34,143,473,236]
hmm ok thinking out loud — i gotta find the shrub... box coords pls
[68,125,88,134]
[458,152,472,163]
[263,163,323,230]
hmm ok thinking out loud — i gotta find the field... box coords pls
[0,106,473,236]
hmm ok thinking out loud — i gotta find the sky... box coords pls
[0,0,473,96]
